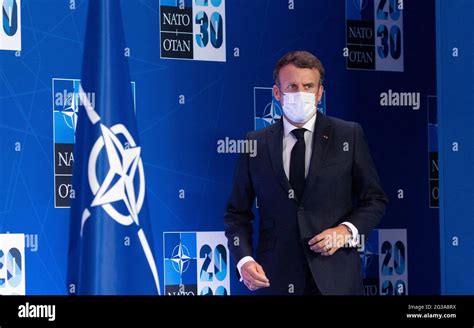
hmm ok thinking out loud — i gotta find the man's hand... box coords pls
[308,225,352,256]
[241,260,270,291]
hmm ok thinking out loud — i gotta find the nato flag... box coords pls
[67,0,160,295]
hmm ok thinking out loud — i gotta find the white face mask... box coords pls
[281,91,317,124]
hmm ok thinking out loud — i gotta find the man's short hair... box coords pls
[273,51,325,86]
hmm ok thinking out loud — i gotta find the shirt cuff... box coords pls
[340,222,359,247]
[236,256,255,282]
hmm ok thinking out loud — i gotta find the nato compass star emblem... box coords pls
[261,101,282,126]
[353,0,369,11]
[359,241,377,277]
[171,242,191,276]
[78,84,160,294]
[88,123,144,226]
[255,98,283,130]
[62,92,79,132]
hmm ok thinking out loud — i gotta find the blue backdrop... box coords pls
[436,0,474,295]
[0,0,468,295]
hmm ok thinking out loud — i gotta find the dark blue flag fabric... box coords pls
[67,0,160,295]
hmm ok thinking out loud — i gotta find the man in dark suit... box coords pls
[224,51,388,295]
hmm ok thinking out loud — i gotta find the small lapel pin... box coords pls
[323,135,329,140]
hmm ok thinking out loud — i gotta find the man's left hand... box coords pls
[308,225,352,256]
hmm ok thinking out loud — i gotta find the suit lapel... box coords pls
[301,114,333,205]
[267,120,293,196]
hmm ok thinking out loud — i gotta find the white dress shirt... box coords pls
[237,114,359,280]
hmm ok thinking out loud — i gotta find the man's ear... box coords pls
[316,84,324,103]
[273,84,281,102]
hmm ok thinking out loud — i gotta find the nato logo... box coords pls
[53,79,81,208]
[159,0,226,62]
[254,87,326,131]
[0,0,21,51]
[53,79,80,145]
[254,87,282,130]
[347,0,373,21]
[345,0,403,71]
[360,229,379,296]
[163,232,230,295]
[360,229,408,295]
[52,78,136,208]
[163,232,198,295]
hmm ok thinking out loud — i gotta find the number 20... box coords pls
[199,244,227,282]
[381,240,406,276]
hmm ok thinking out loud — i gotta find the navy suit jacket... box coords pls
[224,113,388,295]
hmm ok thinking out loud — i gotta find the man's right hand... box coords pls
[241,261,270,291]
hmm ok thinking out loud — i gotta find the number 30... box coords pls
[195,0,224,49]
